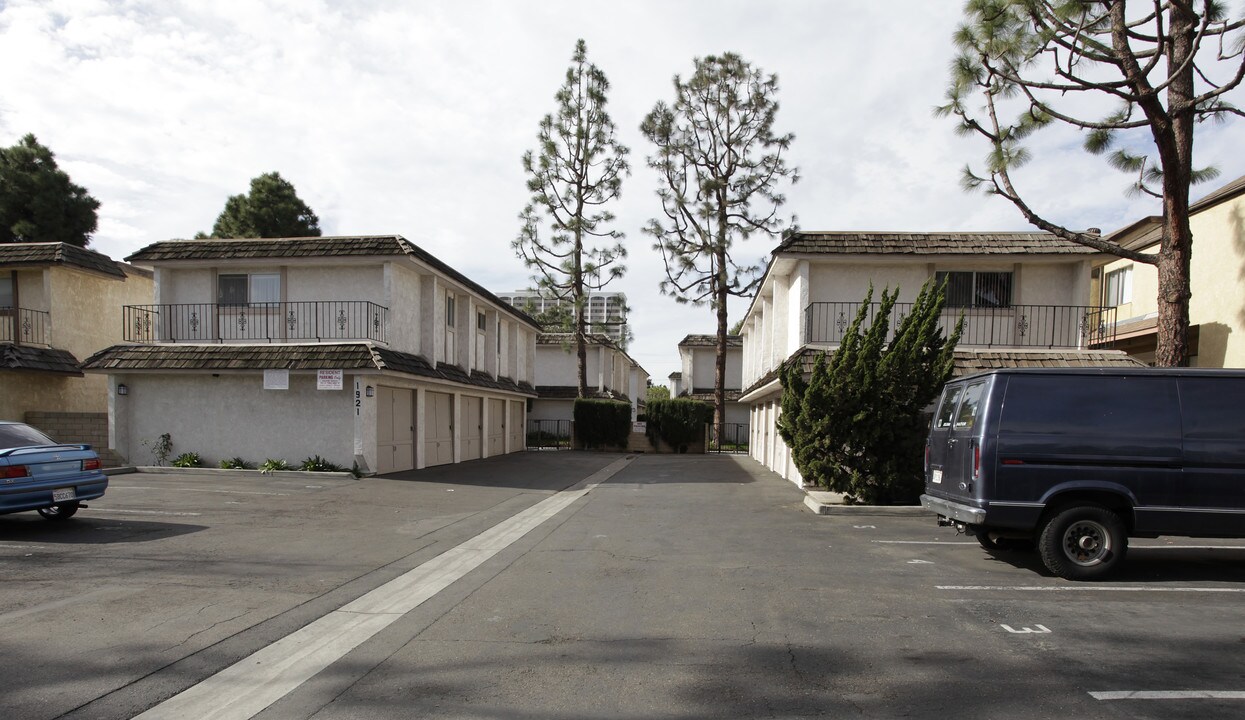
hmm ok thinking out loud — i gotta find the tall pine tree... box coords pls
[514,39,629,398]
[0,134,99,247]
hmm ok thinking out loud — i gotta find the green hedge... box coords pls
[573,399,632,449]
[645,398,712,451]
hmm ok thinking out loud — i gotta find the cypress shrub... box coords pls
[777,280,962,504]
[573,399,632,449]
[645,398,713,452]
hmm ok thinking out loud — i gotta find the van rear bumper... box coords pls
[921,494,986,525]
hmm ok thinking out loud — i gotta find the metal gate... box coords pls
[527,419,572,450]
[708,423,749,454]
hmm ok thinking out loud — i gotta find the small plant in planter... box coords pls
[300,455,345,472]
[259,458,292,475]
[142,433,173,466]
[219,457,254,469]
[171,452,202,468]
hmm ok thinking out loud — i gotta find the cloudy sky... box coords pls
[2,0,1243,381]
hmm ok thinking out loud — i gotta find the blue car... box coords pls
[0,421,108,521]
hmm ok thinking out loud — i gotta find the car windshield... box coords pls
[0,424,55,449]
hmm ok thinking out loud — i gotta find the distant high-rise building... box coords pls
[496,290,628,343]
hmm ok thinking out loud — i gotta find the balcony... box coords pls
[803,302,1117,349]
[1,307,50,346]
[123,301,389,344]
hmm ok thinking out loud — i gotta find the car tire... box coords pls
[37,502,79,521]
[1038,505,1127,580]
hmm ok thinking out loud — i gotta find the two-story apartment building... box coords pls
[530,332,648,423]
[82,236,539,474]
[674,334,748,426]
[1092,174,1245,367]
[740,230,1143,485]
[2,243,152,462]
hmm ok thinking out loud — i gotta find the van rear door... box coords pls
[928,379,988,504]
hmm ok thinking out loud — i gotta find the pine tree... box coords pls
[199,171,320,238]
[642,52,798,431]
[514,39,629,398]
[0,134,99,247]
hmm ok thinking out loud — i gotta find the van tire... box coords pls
[1038,505,1127,580]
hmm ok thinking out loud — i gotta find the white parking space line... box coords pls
[89,508,203,517]
[132,456,633,720]
[1091,691,1245,700]
[1133,545,1245,550]
[110,486,290,497]
[0,544,45,550]
[873,540,977,545]
[938,585,1245,593]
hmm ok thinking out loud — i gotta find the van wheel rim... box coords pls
[1062,520,1110,566]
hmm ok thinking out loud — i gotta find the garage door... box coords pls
[487,398,505,457]
[461,395,483,461]
[376,387,414,474]
[424,391,454,467]
[508,400,524,452]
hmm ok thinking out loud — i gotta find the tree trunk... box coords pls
[714,245,728,434]
[575,233,589,398]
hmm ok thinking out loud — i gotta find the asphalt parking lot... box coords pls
[1,452,1242,719]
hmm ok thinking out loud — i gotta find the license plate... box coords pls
[52,487,75,503]
[931,469,943,484]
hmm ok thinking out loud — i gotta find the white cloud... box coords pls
[1,0,1242,381]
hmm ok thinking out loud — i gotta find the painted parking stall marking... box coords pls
[1091,691,1245,700]
[938,585,1245,593]
[133,456,633,720]
[1000,624,1050,634]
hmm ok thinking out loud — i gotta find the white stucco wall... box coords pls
[111,372,361,469]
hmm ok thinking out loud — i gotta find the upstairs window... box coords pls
[445,293,456,327]
[935,271,1012,308]
[477,311,487,331]
[1103,266,1133,307]
[218,273,280,305]
[0,275,13,308]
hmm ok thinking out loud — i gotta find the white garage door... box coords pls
[376,387,414,474]
[424,391,454,467]
[461,395,483,461]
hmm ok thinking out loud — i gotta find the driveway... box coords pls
[1,451,1241,719]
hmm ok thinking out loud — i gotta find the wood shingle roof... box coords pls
[776,231,1097,256]
[0,243,127,279]
[80,343,536,395]
[1,344,83,375]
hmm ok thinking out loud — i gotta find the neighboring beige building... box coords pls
[675,334,748,427]
[83,236,539,473]
[1092,174,1245,367]
[740,230,1142,486]
[2,243,152,462]
[530,332,648,424]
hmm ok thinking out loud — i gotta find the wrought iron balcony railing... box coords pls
[803,302,1117,349]
[1,307,50,346]
[123,301,389,344]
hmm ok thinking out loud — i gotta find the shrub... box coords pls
[142,433,173,466]
[572,399,632,449]
[777,280,961,504]
[645,398,713,452]
[259,458,291,474]
[171,452,202,468]
[300,455,346,472]
[219,457,254,469]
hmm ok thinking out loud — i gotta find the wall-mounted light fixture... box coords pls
[365,386,375,397]
[116,384,128,396]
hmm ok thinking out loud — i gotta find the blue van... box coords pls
[921,368,1245,579]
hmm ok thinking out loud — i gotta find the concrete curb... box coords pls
[803,491,927,516]
[106,466,356,480]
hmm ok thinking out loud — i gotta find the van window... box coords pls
[1000,375,1179,438]
[954,382,986,429]
[934,386,963,429]
[1180,377,1245,439]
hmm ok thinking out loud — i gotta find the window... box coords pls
[954,382,986,429]
[0,275,12,308]
[999,375,1180,438]
[477,311,487,331]
[934,386,964,429]
[218,273,280,305]
[445,293,456,327]
[1104,266,1133,306]
[935,271,1013,308]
